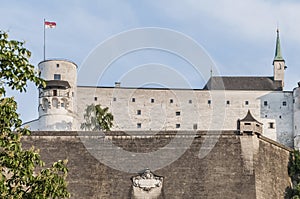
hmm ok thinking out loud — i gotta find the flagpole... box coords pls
[43,18,46,60]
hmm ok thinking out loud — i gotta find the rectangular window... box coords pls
[113,97,116,101]
[170,99,173,103]
[226,100,230,105]
[94,97,97,101]
[151,98,155,103]
[53,90,57,96]
[176,124,180,128]
[245,101,249,105]
[282,101,287,106]
[61,103,64,107]
[176,111,181,116]
[137,123,141,128]
[269,122,274,129]
[56,64,60,68]
[208,100,211,105]
[245,123,251,125]
[189,100,192,104]
[264,101,268,106]
[54,74,61,80]
[137,110,141,115]
[132,98,135,102]
[193,124,197,130]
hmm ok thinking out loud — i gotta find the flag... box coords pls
[45,21,56,28]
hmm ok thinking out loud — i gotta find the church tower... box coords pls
[38,59,77,130]
[273,29,286,88]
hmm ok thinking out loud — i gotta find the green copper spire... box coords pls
[274,29,284,61]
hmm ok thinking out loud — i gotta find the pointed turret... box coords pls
[273,29,286,88]
[274,29,284,61]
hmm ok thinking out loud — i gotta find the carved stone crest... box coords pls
[132,169,163,192]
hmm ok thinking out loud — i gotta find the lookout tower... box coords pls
[38,59,77,130]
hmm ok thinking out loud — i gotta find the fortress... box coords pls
[25,30,300,149]
[21,30,299,198]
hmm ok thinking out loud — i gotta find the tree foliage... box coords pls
[286,150,300,199]
[80,104,114,131]
[0,30,70,198]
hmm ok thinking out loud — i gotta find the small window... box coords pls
[54,74,61,80]
[137,123,141,128]
[56,64,60,68]
[264,101,268,106]
[193,124,197,130]
[245,123,251,125]
[137,110,141,115]
[282,101,287,106]
[132,98,135,102]
[170,99,173,103]
[61,103,65,108]
[113,97,116,101]
[265,115,267,118]
[176,111,181,116]
[53,90,57,96]
[208,100,211,105]
[151,98,155,103]
[226,100,230,105]
[245,101,249,105]
[176,124,180,128]
[72,92,74,97]
[293,99,295,103]
[189,100,192,104]
[279,115,282,119]
[94,97,97,101]
[269,122,274,129]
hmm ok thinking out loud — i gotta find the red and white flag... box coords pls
[45,21,56,28]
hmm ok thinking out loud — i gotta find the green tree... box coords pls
[80,104,114,131]
[0,31,70,198]
[286,150,300,199]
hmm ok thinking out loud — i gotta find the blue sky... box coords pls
[1,0,300,122]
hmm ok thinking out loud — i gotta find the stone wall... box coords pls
[22,131,291,199]
[77,87,294,147]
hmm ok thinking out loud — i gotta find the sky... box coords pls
[1,0,300,122]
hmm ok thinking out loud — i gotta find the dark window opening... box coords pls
[269,122,274,129]
[132,98,135,102]
[137,110,141,115]
[56,64,60,68]
[282,101,287,106]
[226,100,230,105]
[170,99,173,103]
[137,123,141,128]
[264,101,268,106]
[94,97,97,101]
[245,101,249,105]
[193,124,197,130]
[176,124,180,128]
[189,100,192,104]
[176,111,181,116]
[208,100,211,105]
[151,98,155,103]
[54,74,61,80]
[53,90,57,96]
[113,97,116,101]
[245,123,251,125]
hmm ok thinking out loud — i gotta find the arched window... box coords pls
[42,98,49,111]
[52,98,59,108]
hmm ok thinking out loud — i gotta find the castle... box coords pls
[24,30,300,149]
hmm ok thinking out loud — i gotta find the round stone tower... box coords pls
[293,82,300,149]
[38,59,77,130]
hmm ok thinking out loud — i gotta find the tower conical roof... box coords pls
[240,110,262,124]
